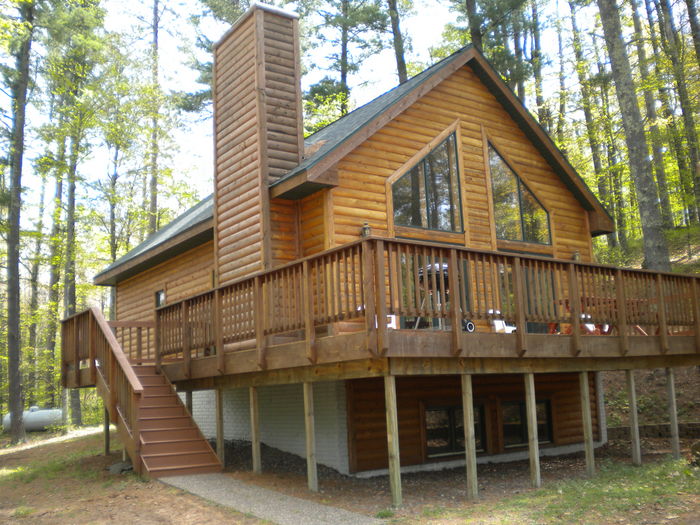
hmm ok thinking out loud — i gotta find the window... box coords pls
[502,400,552,448]
[425,404,485,457]
[489,145,550,244]
[393,133,462,232]
[155,289,166,308]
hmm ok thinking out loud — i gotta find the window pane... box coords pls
[489,147,522,241]
[536,400,552,443]
[425,136,460,231]
[393,165,426,228]
[392,132,461,233]
[502,402,526,447]
[520,183,550,243]
[426,408,451,456]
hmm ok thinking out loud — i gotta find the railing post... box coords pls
[375,239,388,356]
[511,257,527,357]
[449,249,463,356]
[182,301,191,378]
[61,321,68,388]
[568,263,582,357]
[132,390,142,474]
[656,274,669,353]
[254,276,266,369]
[362,240,378,356]
[615,269,629,356]
[136,326,143,365]
[692,279,700,353]
[214,289,225,374]
[89,313,97,384]
[73,316,81,386]
[302,260,317,364]
[154,311,162,372]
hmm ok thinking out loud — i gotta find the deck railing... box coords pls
[109,320,156,363]
[62,307,143,471]
[156,237,700,370]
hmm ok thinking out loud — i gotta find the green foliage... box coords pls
[303,76,351,135]
[374,508,394,518]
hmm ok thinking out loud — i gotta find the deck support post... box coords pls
[185,391,193,415]
[216,388,225,465]
[625,370,642,465]
[579,371,595,476]
[524,372,541,488]
[384,375,402,507]
[460,374,478,500]
[665,368,681,459]
[303,382,318,492]
[250,386,262,474]
[103,407,110,456]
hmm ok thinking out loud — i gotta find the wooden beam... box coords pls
[303,382,318,491]
[249,386,261,473]
[615,269,629,355]
[186,391,193,414]
[375,239,388,356]
[460,374,478,500]
[104,407,110,456]
[512,257,527,356]
[625,370,641,466]
[384,375,402,507]
[569,263,582,356]
[656,275,669,353]
[524,372,541,487]
[450,249,463,356]
[665,368,680,460]
[579,371,595,476]
[216,388,225,464]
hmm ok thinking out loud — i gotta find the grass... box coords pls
[410,458,699,524]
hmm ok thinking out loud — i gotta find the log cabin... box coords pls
[62,3,700,505]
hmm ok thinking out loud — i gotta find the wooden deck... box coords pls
[140,237,700,384]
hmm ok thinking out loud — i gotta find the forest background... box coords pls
[1,0,698,442]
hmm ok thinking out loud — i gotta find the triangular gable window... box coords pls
[489,145,550,244]
[392,133,462,232]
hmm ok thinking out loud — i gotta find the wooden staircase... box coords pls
[133,365,221,477]
[61,308,222,478]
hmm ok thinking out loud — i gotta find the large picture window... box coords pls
[489,145,550,244]
[393,134,462,233]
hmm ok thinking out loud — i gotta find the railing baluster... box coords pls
[616,269,629,355]
[656,274,669,353]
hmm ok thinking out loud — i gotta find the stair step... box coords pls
[141,385,172,396]
[132,365,158,376]
[140,405,185,418]
[139,416,192,430]
[140,394,180,407]
[141,438,212,455]
[139,375,168,386]
[148,463,222,478]
[142,450,219,469]
[140,427,201,442]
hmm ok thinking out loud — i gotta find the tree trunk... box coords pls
[387,0,408,84]
[569,3,615,246]
[655,0,700,219]
[685,0,700,70]
[64,133,81,426]
[513,12,525,101]
[7,1,35,444]
[465,0,482,50]
[148,0,160,234]
[531,0,548,129]
[339,0,350,115]
[644,0,696,223]
[555,19,566,151]
[27,175,47,407]
[597,0,670,270]
[630,0,673,228]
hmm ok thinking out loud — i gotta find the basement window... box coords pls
[425,404,485,458]
[489,144,551,244]
[502,399,552,448]
[392,133,463,233]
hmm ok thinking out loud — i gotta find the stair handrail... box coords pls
[88,307,144,393]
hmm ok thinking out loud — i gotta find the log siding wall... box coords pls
[326,65,593,261]
[116,241,214,322]
[346,373,599,473]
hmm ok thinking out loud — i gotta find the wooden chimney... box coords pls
[213,3,304,286]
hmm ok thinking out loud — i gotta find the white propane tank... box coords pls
[2,406,63,432]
